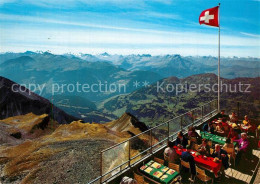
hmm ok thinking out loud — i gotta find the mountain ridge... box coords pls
[99,73,260,125]
[0,76,79,124]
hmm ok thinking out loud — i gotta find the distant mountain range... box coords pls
[78,53,260,78]
[0,52,162,101]
[0,51,259,123]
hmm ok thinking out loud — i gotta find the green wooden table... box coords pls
[201,132,214,139]
[209,135,237,146]
[141,160,179,184]
[201,132,237,146]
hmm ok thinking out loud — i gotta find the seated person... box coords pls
[198,139,210,156]
[181,145,196,181]
[221,118,229,127]
[229,112,238,123]
[203,122,215,134]
[243,115,250,126]
[222,119,230,135]
[164,141,178,163]
[188,127,200,138]
[223,138,234,149]
[215,124,225,134]
[242,115,253,131]
[217,110,229,121]
[175,132,188,148]
[188,126,193,137]
[228,124,240,141]
[188,127,201,145]
[223,138,235,157]
[211,144,229,170]
[234,133,250,163]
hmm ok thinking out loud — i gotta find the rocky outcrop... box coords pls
[0,76,79,124]
[105,112,148,133]
[0,113,59,144]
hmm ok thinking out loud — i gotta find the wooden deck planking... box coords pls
[232,170,239,178]
[236,172,242,180]
[224,167,254,184]
[239,173,248,182]
[256,151,260,158]
[253,149,260,158]
[225,168,232,176]
[246,176,252,183]
[253,164,260,184]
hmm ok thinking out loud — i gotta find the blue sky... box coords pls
[0,0,259,57]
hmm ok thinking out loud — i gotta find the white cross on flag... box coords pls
[199,6,219,27]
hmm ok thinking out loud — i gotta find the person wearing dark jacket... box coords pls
[211,144,229,169]
[203,122,215,134]
[175,132,188,148]
[216,110,229,121]
[181,145,196,182]
[198,139,210,156]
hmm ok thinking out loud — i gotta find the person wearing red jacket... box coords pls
[228,124,240,141]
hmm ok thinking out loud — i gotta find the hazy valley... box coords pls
[0,52,259,124]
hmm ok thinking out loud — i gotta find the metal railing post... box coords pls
[218,99,220,112]
[192,110,195,126]
[150,129,153,154]
[201,106,204,123]
[167,121,170,141]
[237,102,240,118]
[128,140,131,167]
[100,152,103,184]
[181,116,183,131]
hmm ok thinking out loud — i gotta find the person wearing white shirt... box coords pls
[164,141,178,163]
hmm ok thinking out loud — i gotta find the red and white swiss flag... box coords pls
[199,6,219,27]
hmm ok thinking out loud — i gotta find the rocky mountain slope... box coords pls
[0,113,58,145]
[106,112,148,133]
[0,111,150,184]
[0,76,79,124]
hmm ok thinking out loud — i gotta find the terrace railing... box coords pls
[88,99,260,184]
[220,99,260,121]
[88,99,218,184]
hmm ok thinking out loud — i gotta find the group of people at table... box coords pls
[164,111,252,182]
[120,111,253,183]
[204,111,254,137]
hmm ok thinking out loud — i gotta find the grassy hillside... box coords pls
[98,74,260,126]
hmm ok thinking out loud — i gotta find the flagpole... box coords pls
[218,3,221,112]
